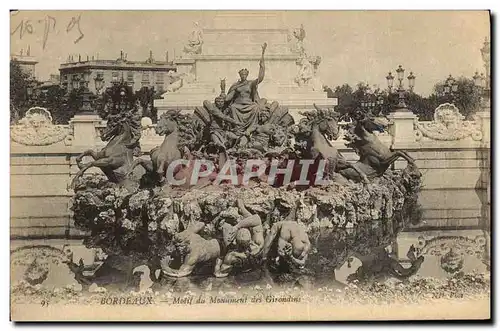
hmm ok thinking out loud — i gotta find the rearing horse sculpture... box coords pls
[126,110,195,184]
[297,104,369,184]
[70,112,141,189]
[340,110,416,180]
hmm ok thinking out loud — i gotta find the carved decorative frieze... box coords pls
[414,103,482,141]
[415,235,487,274]
[10,107,72,146]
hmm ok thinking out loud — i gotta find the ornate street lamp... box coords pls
[396,65,405,89]
[375,95,385,115]
[480,37,490,90]
[94,75,105,95]
[443,74,458,103]
[473,71,483,88]
[474,37,491,112]
[386,72,394,92]
[386,65,415,111]
[79,87,94,114]
[407,72,416,92]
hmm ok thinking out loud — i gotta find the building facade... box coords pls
[59,51,176,94]
[10,48,38,79]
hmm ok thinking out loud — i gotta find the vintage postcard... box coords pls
[10,10,491,321]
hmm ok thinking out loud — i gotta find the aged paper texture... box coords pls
[10,10,491,321]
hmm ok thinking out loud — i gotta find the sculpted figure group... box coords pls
[71,42,417,192]
[158,197,311,281]
[68,41,422,285]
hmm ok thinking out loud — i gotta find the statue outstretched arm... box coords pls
[235,214,262,230]
[236,199,253,219]
[256,43,267,84]
[313,103,324,112]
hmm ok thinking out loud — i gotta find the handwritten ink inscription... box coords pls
[11,13,85,50]
[66,14,84,45]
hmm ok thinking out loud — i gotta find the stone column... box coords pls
[69,113,102,146]
[475,111,490,144]
[387,109,417,147]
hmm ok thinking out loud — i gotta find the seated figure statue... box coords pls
[194,93,242,169]
[183,22,203,55]
[238,101,294,152]
[224,43,293,149]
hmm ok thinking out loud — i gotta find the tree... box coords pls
[324,84,354,115]
[10,61,33,123]
[324,75,481,122]
[433,76,481,120]
[42,85,78,124]
[406,92,439,121]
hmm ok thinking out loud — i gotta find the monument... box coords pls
[155,12,336,121]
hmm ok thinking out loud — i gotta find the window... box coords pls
[127,71,134,82]
[111,71,120,82]
[142,72,150,82]
[155,72,164,82]
[155,82,164,91]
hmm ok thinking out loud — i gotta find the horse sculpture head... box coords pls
[309,107,341,141]
[156,110,184,136]
[156,110,197,148]
[352,109,388,134]
[101,115,130,141]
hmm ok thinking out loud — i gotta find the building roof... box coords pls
[60,58,176,72]
[10,55,38,65]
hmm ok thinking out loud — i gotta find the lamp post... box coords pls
[480,37,490,91]
[386,72,394,93]
[375,94,385,116]
[79,87,94,114]
[443,74,458,104]
[386,65,415,112]
[476,37,491,111]
[94,75,105,95]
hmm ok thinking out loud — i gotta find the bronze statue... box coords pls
[340,109,416,181]
[71,85,141,189]
[126,110,194,184]
[297,104,369,184]
[160,221,221,278]
[214,199,265,277]
[225,43,268,134]
[262,220,311,269]
[194,93,243,169]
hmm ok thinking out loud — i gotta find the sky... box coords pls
[9,10,490,96]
